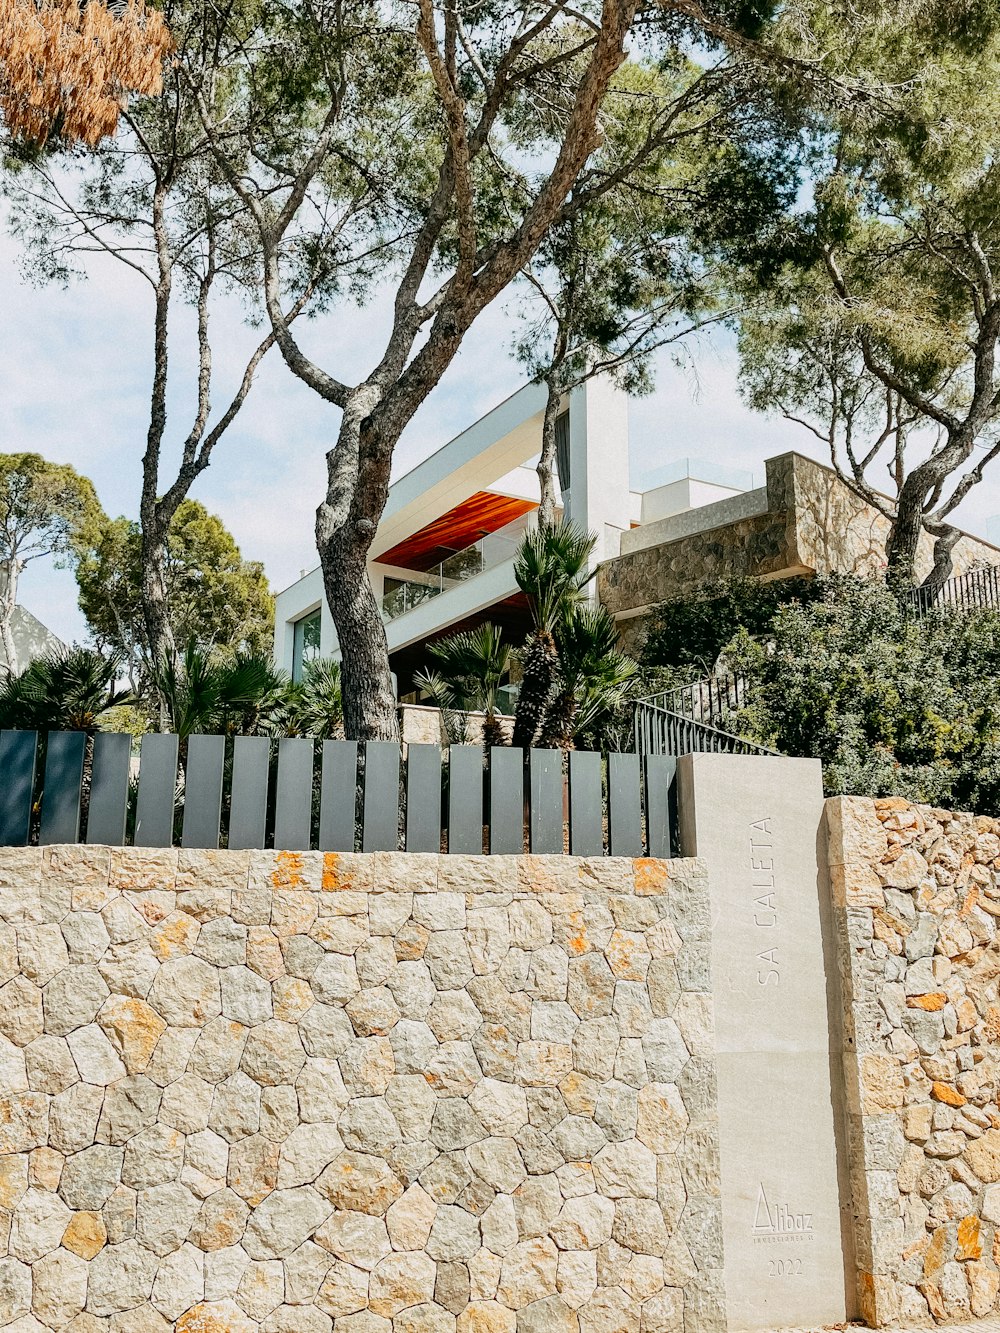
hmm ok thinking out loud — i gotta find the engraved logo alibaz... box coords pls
[752,1184,815,1243]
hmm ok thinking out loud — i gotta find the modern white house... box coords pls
[274,374,750,699]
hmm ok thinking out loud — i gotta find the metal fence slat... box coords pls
[274,738,314,851]
[228,736,270,850]
[362,741,400,852]
[608,751,642,856]
[87,732,131,846]
[529,748,563,854]
[406,744,441,852]
[134,733,179,848]
[319,740,358,852]
[489,746,523,854]
[181,734,225,850]
[645,754,676,859]
[568,750,603,856]
[40,731,86,845]
[0,730,37,846]
[448,745,483,855]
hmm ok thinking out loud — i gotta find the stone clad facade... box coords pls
[599,453,1000,651]
[829,795,1000,1326]
[0,846,722,1332]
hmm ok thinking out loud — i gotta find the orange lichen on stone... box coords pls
[931,1081,967,1107]
[98,995,167,1073]
[923,1226,949,1280]
[150,911,200,961]
[634,859,668,896]
[957,1214,983,1261]
[562,912,589,956]
[272,850,304,890]
[322,853,355,892]
[875,797,912,813]
[961,886,980,917]
[62,1209,107,1259]
[175,1302,254,1333]
[907,993,948,1011]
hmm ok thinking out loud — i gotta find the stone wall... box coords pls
[599,452,1000,651]
[0,846,722,1333]
[828,795,1000,1326]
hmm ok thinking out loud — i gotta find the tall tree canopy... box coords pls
[76,499,273,693]
[186,0,796,739]
[6,3,282,690]
[509,56,794,527]
[737,0,1000,591]
[0,453,103,673]
[0,0,170,146]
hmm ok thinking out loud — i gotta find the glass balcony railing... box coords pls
[381,511,535,624]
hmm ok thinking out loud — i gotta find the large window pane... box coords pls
[292,610,321,681]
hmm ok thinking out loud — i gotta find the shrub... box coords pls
[641,574,820,673]
[727,575,1000,810]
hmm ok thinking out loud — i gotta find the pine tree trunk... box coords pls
[139,527,175,730]
[536,374,563,530]
[512,632,558,750]
[0,558,21,675]
[317,393,400,743]
[885,482,925,591]
[920,525,962,600]
[320,532,399,742]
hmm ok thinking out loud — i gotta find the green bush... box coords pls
[727,575,1000,810]
[641,574,820,673]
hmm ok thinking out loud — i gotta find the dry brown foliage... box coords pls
[0,0,171,146]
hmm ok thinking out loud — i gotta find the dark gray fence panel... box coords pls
[40,731,86,846]
[362,741,400,852]
[645,754,676,860]
[489,746,523,854]
[319,740,358,852]
[448,745,483,855]
[0,730,37,847]
[568,750,603,857]
[228,736,270,850]
[529,748,563,854]
[609,751,642,857]
[87,732,131,846]
[406,744,441,853]
[134,733,178,847]
[274,738,314,851]
[182,734,225,850]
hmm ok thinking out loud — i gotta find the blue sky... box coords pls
[3,220,999,649]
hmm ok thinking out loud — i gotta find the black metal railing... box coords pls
[633,700,776,759]
[638,671,749,732]
[0,729,678,858]
[908,564,1000,617]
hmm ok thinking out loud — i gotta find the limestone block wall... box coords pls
[0,847,722,1333]
[599,452,1000,651]
[829,796,1000,1326]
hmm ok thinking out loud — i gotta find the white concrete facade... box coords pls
[273,373,754,686]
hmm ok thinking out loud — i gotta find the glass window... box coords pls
[292,610,321,681]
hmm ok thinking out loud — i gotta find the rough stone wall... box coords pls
[0,846,722,1333]
[598,452,1000,650]
[828,796,1000,1327]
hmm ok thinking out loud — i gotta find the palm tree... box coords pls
[416,623,512,748]
[539,604,637,749]
[512,521,596,749]
[155,641,288,741]
[283,658,344,739]
[0,647,134,732]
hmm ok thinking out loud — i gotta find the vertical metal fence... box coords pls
[0,730,679,858]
